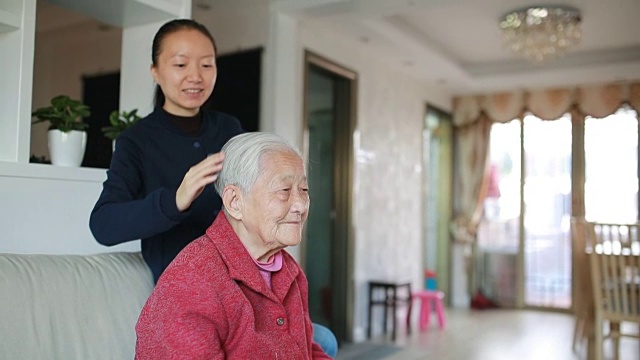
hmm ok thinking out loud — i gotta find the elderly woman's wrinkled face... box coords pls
[242,150,310,250]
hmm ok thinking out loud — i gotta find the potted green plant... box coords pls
[31,95,90,167]
[102,109,142,151]
[102,109,142,139]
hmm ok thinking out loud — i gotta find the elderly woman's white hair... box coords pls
[214,132,304,196]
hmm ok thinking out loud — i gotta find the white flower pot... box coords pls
[48,129,87,167]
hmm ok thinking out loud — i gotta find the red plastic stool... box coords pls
[411,290,446,330]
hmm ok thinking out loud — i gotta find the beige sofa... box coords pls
[0,252,154,360]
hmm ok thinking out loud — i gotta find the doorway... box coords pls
[82,72,120,169]
[423,106,453,299]
[302,51,356,344]
[203,48,262,132]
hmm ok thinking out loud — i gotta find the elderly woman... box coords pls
[135,132,332,359]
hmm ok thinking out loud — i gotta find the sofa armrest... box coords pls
[0,252,154,360]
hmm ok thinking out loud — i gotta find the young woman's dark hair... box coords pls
[151,19,218,109]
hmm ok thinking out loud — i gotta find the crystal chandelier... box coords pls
[499,5,582,62]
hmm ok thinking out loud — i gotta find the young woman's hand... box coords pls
[175,152,225,212]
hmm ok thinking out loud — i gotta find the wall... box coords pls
[257,13,452,340]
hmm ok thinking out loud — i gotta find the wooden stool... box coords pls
[367,281,412,341]
[411,290,446,330]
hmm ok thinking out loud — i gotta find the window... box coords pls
[585,106,639,223]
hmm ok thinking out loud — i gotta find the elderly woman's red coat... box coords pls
[135,212,331,359]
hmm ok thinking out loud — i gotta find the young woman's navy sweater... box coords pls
[89,108,243,282]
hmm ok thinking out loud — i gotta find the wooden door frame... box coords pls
[301,50,357,343]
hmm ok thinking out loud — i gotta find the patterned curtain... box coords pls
[451,81,640,300]
[450,114,492,245]
[451,81,640,245]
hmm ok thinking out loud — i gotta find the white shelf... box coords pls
[0,161,107,183]
[46,0,183,28]
[0,9,20,32]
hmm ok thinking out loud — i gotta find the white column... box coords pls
[261,9,304,262]
[261,10,303,148]
[119,22,163,117]
[119,0,191,117]
[0,0,36,163]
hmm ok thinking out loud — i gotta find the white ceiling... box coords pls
[38,0,640,96]
[275,0,640,95]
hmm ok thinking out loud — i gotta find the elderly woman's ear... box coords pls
[221,185,243,220]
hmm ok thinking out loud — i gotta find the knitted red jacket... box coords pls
[135,212,331,359]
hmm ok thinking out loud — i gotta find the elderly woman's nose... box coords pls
[290,190,309,213]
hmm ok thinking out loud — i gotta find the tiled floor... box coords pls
[337,308,640,360]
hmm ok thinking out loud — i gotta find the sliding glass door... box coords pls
[478,106,640,310]
[476,121,521,307]
[478,114,572,310]
[522,114,572,308]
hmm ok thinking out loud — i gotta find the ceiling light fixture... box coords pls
[499,5,582,63]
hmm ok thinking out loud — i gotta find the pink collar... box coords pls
[252,251,283,273]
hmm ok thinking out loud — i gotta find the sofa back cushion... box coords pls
[0,252,154,360]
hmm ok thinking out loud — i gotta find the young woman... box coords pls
[89,19,338,357]
[90,19,243,283]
